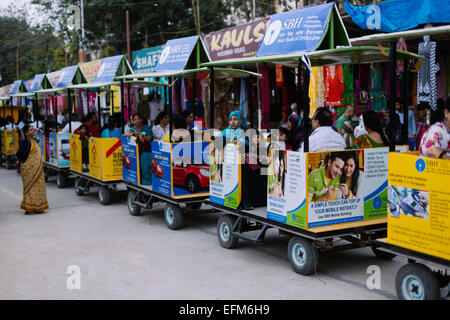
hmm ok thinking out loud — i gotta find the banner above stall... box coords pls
[344,0,450,33]
[94,55,133,83]
[203,17,270,61]
[256,2,349,57]
[9,80,27,95]
[132,45,163,73]
[79,59,102,83]
[57,65,87,88]
[154,35,210,72]
[29,74,52,92]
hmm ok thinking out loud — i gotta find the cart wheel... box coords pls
[288,236,319,275]
[98,186,111,205]
[74,177,84,196]
[56,172,67,189]
[186,202,202,210]
[217,214,239,249]
[127,190,142,216]
[396,263,441,300]
[372,247,396,260]
[164,203,183,230]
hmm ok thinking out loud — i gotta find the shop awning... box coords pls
[200,46,424,68]
[116,67,261,80]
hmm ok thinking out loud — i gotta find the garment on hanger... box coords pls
[436,53,447,100]
[342,64,354,110]
[308,66,325,117]
[369,63,387,112]
[417,39,438,110]
[324,65,344,108]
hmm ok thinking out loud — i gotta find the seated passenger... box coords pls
[101,114,122,138]
[152,111,169,141]
[182,110,202,131]
[351,110,389,149]
[335,105,355,148]
[78,125,91,171]
[163,115,190,143]
[419,101,450,159]
[221,110,246,145]
[125,113,153,185]
[298,107,346,152]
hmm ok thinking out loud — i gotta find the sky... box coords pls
[0,0,49,26]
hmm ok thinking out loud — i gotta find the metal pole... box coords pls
[68,89,72,133]
[209,67,214,129]
[192,76,196,119]
[34,93,38,129]
[302,64,311,153]
[120,79,125,134]
[126,10,131,63]
[402,59,409,147]
[127,83,131,122]
[97,88,101,135]
[169,77,173,143]
[388,42,397,152]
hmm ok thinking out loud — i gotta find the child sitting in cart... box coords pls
[78,124,91,172]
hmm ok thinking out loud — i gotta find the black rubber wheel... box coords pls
[56,172,67,189]
[127,190,142,216]
[372,247,397,260]
[396,263,441,300]
[217,215,239,249]
[186,202,202,210]
[287,236,319,275]
[98,186,111,205]
[74,177,84,196]
[185,175,200,194]
[164,203,183,230]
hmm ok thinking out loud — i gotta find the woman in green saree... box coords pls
[351,110,390,149]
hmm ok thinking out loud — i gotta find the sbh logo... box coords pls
[366,5,381,30]
[415,159,426,172]
[159,46,171,64]
[263,20,282,46]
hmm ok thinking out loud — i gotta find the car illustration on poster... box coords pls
[152,159,164,178]
[172,157,209,194]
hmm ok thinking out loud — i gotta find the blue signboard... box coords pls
[132,46,163,73]
[121,135,139,184]
[345,0,450,33]
[256,3,333,57]
[151,141,172,196]
[57,65,78,88]
[30,74,46,92]
[154,35,199,71]
[9,80,23,95]
[94,55,124,83]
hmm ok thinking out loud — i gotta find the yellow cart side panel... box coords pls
[99,138,122,181]
[70,134,83,173]
[89,137,102,180]
[387,152,450,261]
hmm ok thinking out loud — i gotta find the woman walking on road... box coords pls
[16,125,49,215]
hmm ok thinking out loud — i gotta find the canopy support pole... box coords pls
[388,42,397,152]
[68,89,72,133]
[120,80,125,134]
[97,88,101,134]
[402,59,409,147]
[302,61,311,153]
[169,77,173,143]
[127,83,131,124]
[192,76,196,119]
[209,67,214,129]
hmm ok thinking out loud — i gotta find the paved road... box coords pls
[0,168,410,300]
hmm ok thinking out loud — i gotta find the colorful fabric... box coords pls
[20,140,48,213]
[308,166,340,202]
[309,67,325,117]
[369,63,387,112]
[342,65,354,107]
[419,122,450,156]
[351,134,386,149]
[324,65,344,108]
[152,124,169,141]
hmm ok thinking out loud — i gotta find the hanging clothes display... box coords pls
[308,66,325,117]
[369,63,387,112]
[341,64,354,110]
[171,80,178,114]
[180,78,187,112]
[396,38,408,76]
[324,65,344,109]
[417,37,438,111]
